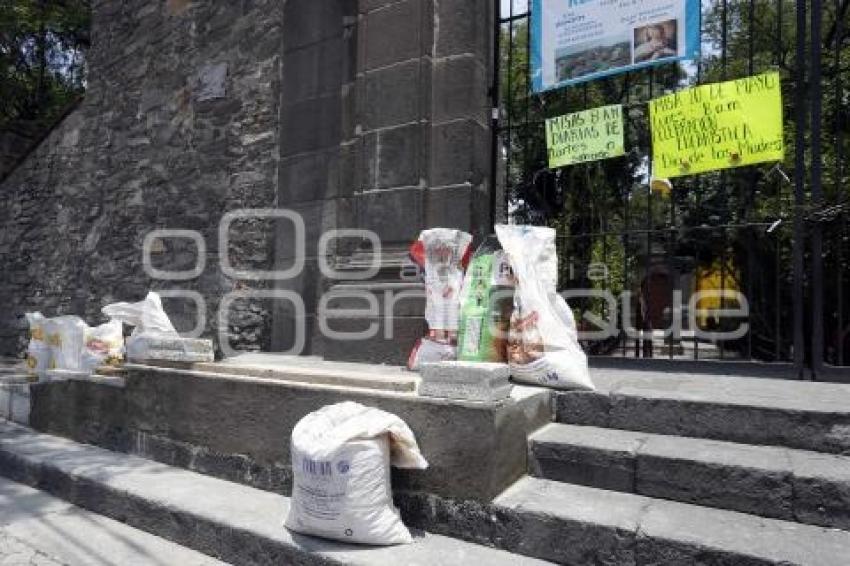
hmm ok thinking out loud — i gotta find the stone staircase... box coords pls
[3,366,850,564]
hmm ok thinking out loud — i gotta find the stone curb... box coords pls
[400,477,850,566]
[531,423,850,530]
[555,390,850,454]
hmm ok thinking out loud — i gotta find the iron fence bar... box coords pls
[505,0,515,224]
[835,0,847,367]
[490,0,501,229]
[792,0,808,378]
[718,0,730,362]
[810,0,825,378]
[775,0,785,363]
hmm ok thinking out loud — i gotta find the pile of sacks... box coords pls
[25,313,123,381]
[24,291,212,381]
[408,224,594,392]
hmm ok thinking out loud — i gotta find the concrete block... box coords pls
[280,94,342,157]
[356,187,423,245]
[318,316,426,366]
[426,183,487,233]
[363,60,422,130]
[281,38,345,104]
[430,120,488,187]
[129,336,214,363]
[434,0,491,58]
[432,55,489,124]
[790,450,850,530]
[283,0,347,51]
[530,424,642,492]
[636,435,794,521]
[364,0,422,70]
[375,123,424,189]
[555,369,850,454]
[278,148,340,207]
[420,361,512,402]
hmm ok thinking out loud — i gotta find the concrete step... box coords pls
[530,423,850,529]
[0,422,551,566]
[400,476,850,565]
[557,368,850,454]
[0,476,226,565]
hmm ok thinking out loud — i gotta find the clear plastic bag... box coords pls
[406,228,472,370]
[24,312,50,379]
[495,225,594,391]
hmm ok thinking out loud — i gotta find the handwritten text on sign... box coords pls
[546,104,625,169]
[649,72,784,178]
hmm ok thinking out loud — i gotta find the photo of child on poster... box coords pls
[633,19,679,63]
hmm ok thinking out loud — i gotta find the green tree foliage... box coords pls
[499,1,849,361]
[0,0,90,127]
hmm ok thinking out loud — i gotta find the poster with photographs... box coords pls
[531,0,701,93]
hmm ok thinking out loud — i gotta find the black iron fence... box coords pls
[493,0,849,376]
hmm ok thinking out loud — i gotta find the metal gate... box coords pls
[492,0,849,377]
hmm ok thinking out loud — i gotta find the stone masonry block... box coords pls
[281,94,342,157]
[283,0,348,52]
[375,122,424,188]
[420,361,512,402]
[431,120,488,187]
[356,187,423,244]
[364,0,422,70]
[432,55,489,124]
[435,0,491,59]
[363,60,423,130]
[281,38,345,104]
[278,149,341,205]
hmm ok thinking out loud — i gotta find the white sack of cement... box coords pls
[286,401,428,545]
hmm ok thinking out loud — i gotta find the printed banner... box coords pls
[546,104,625,168]
[531,0,701,93]
[649,72,784,179]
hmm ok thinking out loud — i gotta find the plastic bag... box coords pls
[457,236,514,363]
[81,319,124,372]
[46,316,88,371]
[24,312,50,380]
[102,291,179,361]
[286,401,428,545]
[407,228,473,370]
[495,225,594,391]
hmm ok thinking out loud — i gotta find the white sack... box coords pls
[495,224,594,391]
[46,316,88,371]
[24,312,50,379]
[286,401,428,545]
[102,292,179,361]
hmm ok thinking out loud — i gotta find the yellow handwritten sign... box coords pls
[546,104,625,169]
[649,72,784,178]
